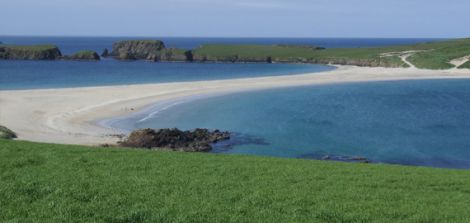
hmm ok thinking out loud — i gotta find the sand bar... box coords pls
[1,65,470,145]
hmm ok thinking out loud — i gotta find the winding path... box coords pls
[450,55,470,68]
[380,50,424,69]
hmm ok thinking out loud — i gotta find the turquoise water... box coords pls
[2,37,468,169]
[111,79,470,169]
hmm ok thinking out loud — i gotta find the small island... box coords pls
[0,44,62,60]
[1,38,470,70]
[62,50,100,61]
[110,40,188,61]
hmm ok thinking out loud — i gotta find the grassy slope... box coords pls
[2,140,470,222]
[407,38,470,69]
[193,38,470,69]
[458,60,470,69]
[193,45,323,61]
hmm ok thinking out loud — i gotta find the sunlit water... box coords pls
[109,79,470,169]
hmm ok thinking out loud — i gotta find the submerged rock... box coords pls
[300,153,372,163]
[119,128,230,152]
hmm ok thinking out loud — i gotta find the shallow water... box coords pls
[111,79,470,169]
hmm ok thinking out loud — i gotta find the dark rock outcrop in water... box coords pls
[101,48,109,57]
[62,50,100,61]
[110,40,187,61]
[298,153,371,163]
[0,45,62,60]
[119,128,231,152]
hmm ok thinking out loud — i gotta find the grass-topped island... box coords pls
[2,38,470,69]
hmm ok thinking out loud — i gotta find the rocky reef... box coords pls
[298,153,371,163]
[0,45,62,60]
[110,40,187,61]
[119,128,230,152]
[62,50,100,61]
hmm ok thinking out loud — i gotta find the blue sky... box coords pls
[2,0,469,38]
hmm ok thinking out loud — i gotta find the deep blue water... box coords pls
[110,80,470,169]
[0,36,443,90]
[0,60,332,90]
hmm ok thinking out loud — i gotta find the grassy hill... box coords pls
[2,139,470,222]
[193,38,470,69]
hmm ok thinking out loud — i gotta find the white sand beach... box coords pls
[1,65,469,145]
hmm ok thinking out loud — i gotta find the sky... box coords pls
[1,0,469,38]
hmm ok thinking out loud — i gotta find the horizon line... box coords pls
[0,34,462,40]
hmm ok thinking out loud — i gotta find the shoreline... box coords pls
[1,65,470,145]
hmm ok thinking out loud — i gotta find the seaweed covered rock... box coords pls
[0,125,17,139]
[0,45,62,60]
[119,128,230,152]
[63,50,100,61]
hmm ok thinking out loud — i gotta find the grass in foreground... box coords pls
[2,140,470,222]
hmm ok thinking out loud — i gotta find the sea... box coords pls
[2,36,470,169]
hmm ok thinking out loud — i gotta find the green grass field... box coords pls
[193,38,470,69]
[2,140,470,222]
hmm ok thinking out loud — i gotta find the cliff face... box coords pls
[0,45,62,60]
[110,40,187,61]
[111,40,164,60]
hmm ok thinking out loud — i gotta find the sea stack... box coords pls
[101,48,109,57]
